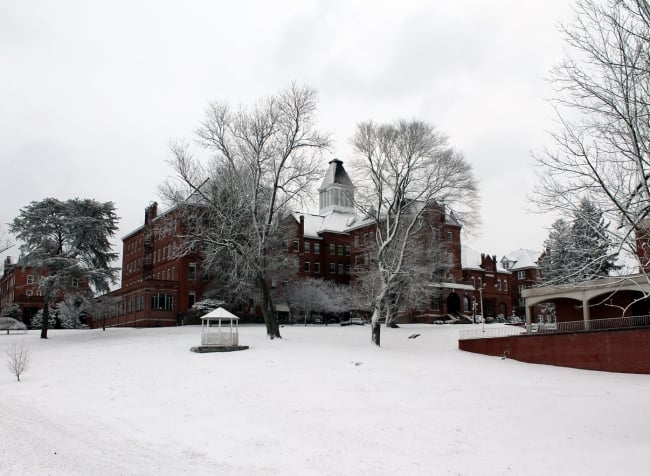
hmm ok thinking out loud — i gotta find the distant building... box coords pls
[500,249,542,316]
[0,256,91,327]
[0,257,44,325]
[275,159,515,323]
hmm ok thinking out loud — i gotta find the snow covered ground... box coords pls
[1,324,648,476]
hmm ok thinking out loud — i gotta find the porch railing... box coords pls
[458,315,650,340]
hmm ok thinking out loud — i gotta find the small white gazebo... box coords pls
[200,307,240,347]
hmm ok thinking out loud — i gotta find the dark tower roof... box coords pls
[319,159,354,191]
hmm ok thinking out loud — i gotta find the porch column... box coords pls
[525,304,533,334]
[582,294,591,330]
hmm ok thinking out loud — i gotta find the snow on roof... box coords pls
[503,249,541,270]
[201,307,239,320]
[319,211,357,234]
[318,158,354,191]
[461,246,483,271]
[291,212,325,239]
[291,211,356,237]
[461,246,510,273]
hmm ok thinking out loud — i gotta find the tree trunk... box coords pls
[371,320,381,346]
[41,301,49,339]
[257,274,281,339]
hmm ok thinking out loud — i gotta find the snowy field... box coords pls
[1,324,649,476]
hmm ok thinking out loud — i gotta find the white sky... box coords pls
[1,0,573,265]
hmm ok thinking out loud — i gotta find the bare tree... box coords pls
[285,278,351,325]
[351,221,450,327]
[534,0,650,282]
[161,83,330,338]
[6,341,30,382]
[351,119,479,345]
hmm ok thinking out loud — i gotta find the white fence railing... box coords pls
[458,315,650,341]
[458,326,526,340]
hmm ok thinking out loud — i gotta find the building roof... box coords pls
[318,158,354,191]
[502,249,540,271]
[461,246,510,273]
[291,211,357,237]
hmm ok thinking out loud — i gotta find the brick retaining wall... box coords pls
[459,328,650,374]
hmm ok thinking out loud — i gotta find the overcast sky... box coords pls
[1,0,574,269]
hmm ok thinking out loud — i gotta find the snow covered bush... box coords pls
[56,295,88,329]
[191,299,225,315]
[0,317,27,334]
[1,303,21,319]
[30,309,57,330]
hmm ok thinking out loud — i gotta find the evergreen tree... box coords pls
[10,198,119,338]
[541,198,618,284]
[30,308,57,330]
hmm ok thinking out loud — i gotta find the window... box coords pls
[188,263,197,280]
[27,275,34,284]
[188,291,196,308]
[503,280,508,291]
[151,292,173,311]
[447,231,453,242]
[471,277,475,289]
[345,265,351,275]
[26,290,33,297]
[314,243,320,254]
[314,261,320,274]
[354,236,359,248]
[479,277,483,289]
[293,240,300,252]
[271,279,277,289]
[431,297,440,311]
[518,271,525,280]
[304,242,311,253]
[329,261,335,273]
[345,245,350,256]
[338,263,343,274]
[355,255,360,266]
[337,245,343,256]
[329,244,335,255]
[496,280,501,290]
[71,278,79,287]
[304,260,310,273]
[364,233,368,244]
[518,285,525,294]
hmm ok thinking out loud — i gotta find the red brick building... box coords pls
[0,256,93,327]
[0,257,45,325]
[274,159,521,323]
[93,202,211,328]
[98,159,538,327]
[500,249,542,316]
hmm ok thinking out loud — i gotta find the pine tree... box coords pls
[541,198,618,284]
[10,198,119,338]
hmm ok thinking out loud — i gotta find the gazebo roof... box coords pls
[201,307,239,320]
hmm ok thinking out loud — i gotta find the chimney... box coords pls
[144,202,158,225]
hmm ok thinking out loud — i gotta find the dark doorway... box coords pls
[447,292,461,314]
